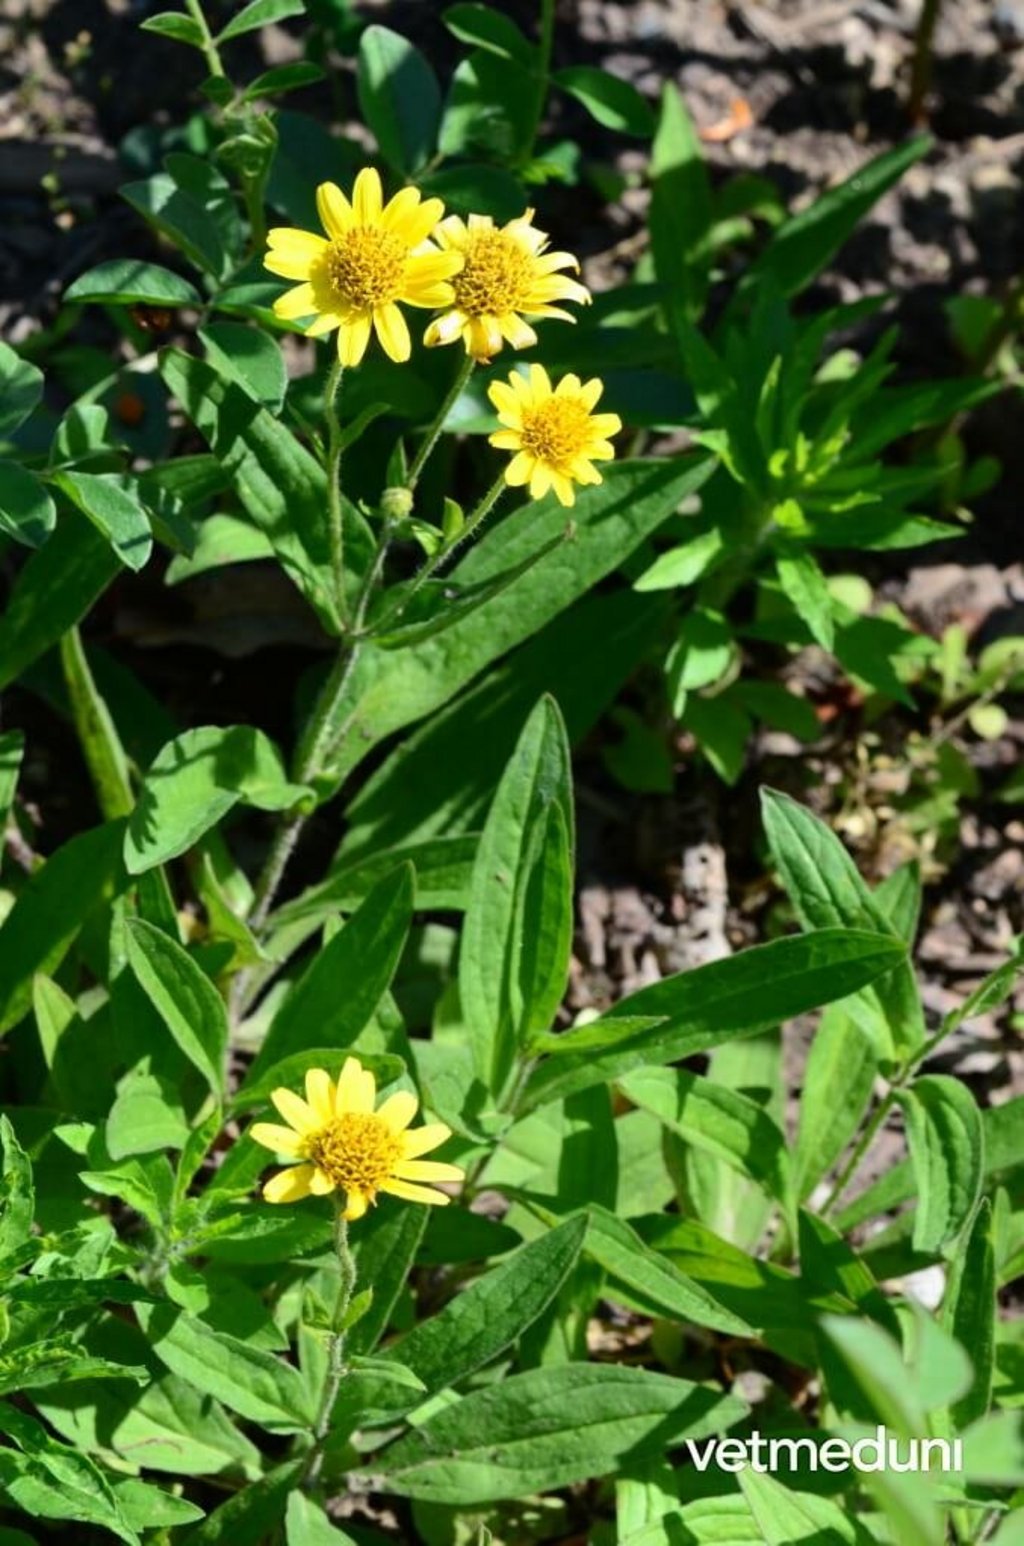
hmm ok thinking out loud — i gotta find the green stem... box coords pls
[323,358,347,619]
[524,0,556,162]
[367,472,506,638]
[302,1201,356,1491]
[183,0,226,78]
[406,355,475,490]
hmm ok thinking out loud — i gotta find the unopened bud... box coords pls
[380,486,414,521]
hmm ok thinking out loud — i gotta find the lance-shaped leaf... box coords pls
[895,1075,984,1254]
[124,919,228,1096]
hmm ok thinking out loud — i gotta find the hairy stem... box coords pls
[302,1202,356,1491]
[183,0,226,78]
[323,358,347,619]
[406,354,475,490]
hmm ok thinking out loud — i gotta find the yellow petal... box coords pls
[380,1178,451,1206]
[504,451,534,487]
[551,473,577,507]
[586,439,617,461]
[249,1122,305,1156]
[337,312,372,365]
[588,412,622,437]
[264,229,327,279]
[405,250,463,291]
[571,457,603,485]
[308,1167,336,1195]
[316,181,353,238]
[270,1088,318,1134]
[401,1121,453,1159]
[352,167,383,225]
[344,1189,370,1220]
[304,311,340,337]
[424,310,467,348]
[263,1164,314,1203]
[393,1159,464,1183]
[467,315,502,360]
[336,1056,375,1115]
[386,192,445,247]
[273,282,317,321]
[489,430,523,450]
[487,379,523,419]
[497,312,537,350]
[376,1090,419,1134]
[305,1068,334,1123]
[407,283,459,310]
[528,362,552,399]
[556,373,582,398]
[529,462,553,499]
[434,214,469,249]
[374,302,411,362]
[535,249,581,274]
[580,378,604,410]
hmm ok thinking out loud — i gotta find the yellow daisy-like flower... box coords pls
[488,364,622,507]
[265,168,463,366]
[250,1056,463,1220]
[423,209,590,362]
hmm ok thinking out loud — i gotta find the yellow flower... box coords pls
[265,168,463,366]
[488,364,622,507]
[423,209,590,361]
[250,1056,463,1220]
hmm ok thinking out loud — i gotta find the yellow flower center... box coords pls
[520,395,593,467]
[305,1112,403,1194]
[321,228,406,310]
[452,229,533,316]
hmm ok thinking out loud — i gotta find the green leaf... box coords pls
[216,0,304,41]
[124,918,228,1095]
[64,259,202,307]
[619,1066,792,1208]
[59,627,134,821]
[357,25,441,173]
[0,821,127,1034]
[199,322,286,412]
[649,85,712,322]
[793,1006,876,1200]
[742,136,930,299]
[944,1198,995,1430]
[896,1075,984,1254]
[269,834,477,928]
[0,1440,139,1545]
[53,471,153,571]
[519,929,904,1113]
[361,1364,748,1503]
[243,61,325,100]
[797,1210,899,1338]
[124,724,311,874]
[438,50,535,162]
[0,463,56,548]
[442,4,534,63]
[554,66,655,136]
[136,1303,316,1429]
[0,1117,34,1265]
[364,1217,586,1412]
[244,864,413,1084]
[139,11,205,45]
[760,787,924,1061]
[0,731,23,831]
[178,1459,302,1545]
[582,1204,752,1335]
[739,1471,872,1545]
[0,510,123,692]
[285,1493,357,1544]
[122,173,227,280]
[159,348,343,630]
[634,528,724,591]
[0,341,43,436]
[775,547,834,651]
[461,697,574,1092]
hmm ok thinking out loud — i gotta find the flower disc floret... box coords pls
[265,168,463,366]
[488,364,622,507]
[250,1056,463,1220]
[424,210,590,361]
